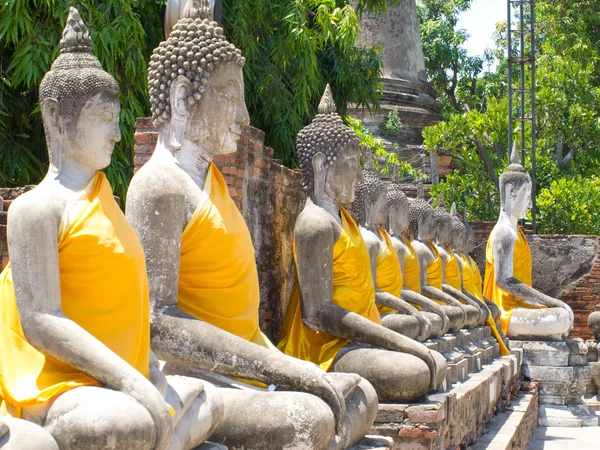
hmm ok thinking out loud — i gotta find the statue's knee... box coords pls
[381,314,420,339]
[45,388,155,450]
[287,393,335,449]
[0,418,58,450]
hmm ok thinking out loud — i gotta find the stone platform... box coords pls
[370,352,522,449]
[513,338,597,427]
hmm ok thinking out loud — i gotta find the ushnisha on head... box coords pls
[499,143,532,219]
[387,169,410,235]
[408,178,435,240]
[354,147,387,226]
[148,0,245,127]
[39,7,121,170]
[432,192,453,245]
[297,84,362,202]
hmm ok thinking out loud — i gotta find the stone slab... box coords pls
[348,435,393,450]
[538,403,599,427]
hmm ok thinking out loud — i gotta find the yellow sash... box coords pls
[444,245,462,290]
[376,227,402,314]
[278,207,381,371]
[179,164,274,350]
[0,173,150,417]
[402,236,421,294]
[461,253,509,355]
[484,227,533,336]
[469,255,484,297]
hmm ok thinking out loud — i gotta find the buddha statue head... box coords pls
[297,84,362,204]
[387,167,410,236]
[462,210,476,253]
[39,7,121,173]
[432,193,453,246]
[354,147,387,226]
[500,143,532,220]
[148,0,248,156]
[408,178,435,241]
[449,203,467,252]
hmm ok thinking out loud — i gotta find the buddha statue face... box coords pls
[433,208,453,246]
[355,168,388,226]
[409,198,435,241]
[297,84,362,204]
[387,186,410,235]
[39,7,120,173]
[504,180,532,220]
[173,62,249,156]
[148,7,248,155]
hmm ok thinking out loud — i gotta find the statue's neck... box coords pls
[156,127,212,188]
[498,207,518,229]
[45,157,97,192]
[311,188,341,223]
[362,205,383,231]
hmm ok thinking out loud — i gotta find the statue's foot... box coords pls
[42,386,155,450]
[421,311,443,338]
[0,417,58,450]
[508,307,573,340]
[209,389,335,450]
[443,306,466,333]
[381,313,421,340]
[333,347,430,402]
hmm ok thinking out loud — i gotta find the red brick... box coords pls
[406,405,445,424]
[134,154,151,168]
[134,131,158,145]
[228,187,239,199]
[1,256,8,270]
[221,165,237,175]
[136,117,155,130]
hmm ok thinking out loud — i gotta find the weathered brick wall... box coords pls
[0,186,35,269]
[470,222,600,340]
[134,118,306,343]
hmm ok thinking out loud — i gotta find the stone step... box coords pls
[348,435,393,450]
[471,392,538,450]
[538,403,599,427]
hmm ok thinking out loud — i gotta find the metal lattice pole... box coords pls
[507,0,537,232]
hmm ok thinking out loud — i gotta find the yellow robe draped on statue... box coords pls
[462,252,509,356]
[470,256,484,297]
[424,241,445,306]
[178,163,274,350]
[444,245,462,290]
[376,227,402,314]
[0,173,150,417]
[278,207,381,371]
[402,237,421,294]
[484,227,533,336]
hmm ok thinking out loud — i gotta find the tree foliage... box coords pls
[422,0,600,234]
[0,0,167,200]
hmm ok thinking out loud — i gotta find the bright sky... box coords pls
[457,0,507,62]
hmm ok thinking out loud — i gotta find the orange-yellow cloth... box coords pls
[424,240,445,306]
[0,173,150,417]
[470,255,484,297]
[484,227,533,336]
[444,245,462,290]
[461,252,509,356]
[376,227,402,314]
[178,163,275,350]
[402,237,421,294]
[278,207,381,371]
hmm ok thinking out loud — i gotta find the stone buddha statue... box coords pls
[353,153,432,341]
[278,85,447,402]
[126,2,377,448]
[408,185,470,332]
[432,198,488,327]
[0,8,222,450]
[484,146,574,340]
[385,177,450,338]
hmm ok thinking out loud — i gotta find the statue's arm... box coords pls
[8,195,173,449]
[401,289,450,333]
[127,183,346,431]
[296,213,439,389]
[492,231,568,309]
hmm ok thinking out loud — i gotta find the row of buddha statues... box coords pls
[0,2,574,449]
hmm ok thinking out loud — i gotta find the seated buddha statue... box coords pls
[125,2,377,449]
[408,187,470,332]
[432,198,488,327]
[0,8,222,450]
[385,178,450,338]
[353,157,432,341]
[484,147,573,340]
[277,85,447,402]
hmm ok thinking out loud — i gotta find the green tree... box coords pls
[422,0,600,234]
[0,0,167,200]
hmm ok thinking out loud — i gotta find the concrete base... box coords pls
[348,435,393,450]
[538,403,599,427]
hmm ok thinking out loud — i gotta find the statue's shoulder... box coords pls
[295,203,341,243]
[7,184,64,234]
[489,221,517,247]
[128,158,186,204]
